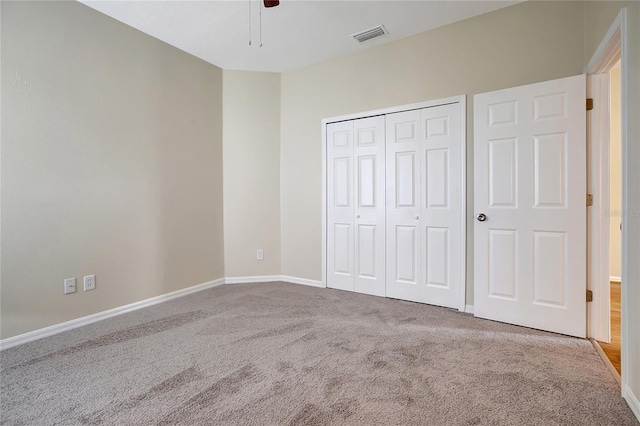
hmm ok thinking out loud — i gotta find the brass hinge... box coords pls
[587,290,593,302]
[587,98,594,111]
[586,194,593,206]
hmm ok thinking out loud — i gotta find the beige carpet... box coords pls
[1,282,637,425]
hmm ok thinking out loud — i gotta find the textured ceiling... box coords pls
[81,1,521,73]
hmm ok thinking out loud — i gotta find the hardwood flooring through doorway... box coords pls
[597,281,621,374]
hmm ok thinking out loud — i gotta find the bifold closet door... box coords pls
[353,117,386,296]
[385,110,422,302]
[327,121,354,291]
[386,104,463,309]
[327,117,386,296]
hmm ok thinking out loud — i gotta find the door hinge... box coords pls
[587,98,594,111]
[586,194,593,206]
[586,290,593,302]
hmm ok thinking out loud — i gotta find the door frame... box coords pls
[586,19,623,344]
[587,67,614,344]
[321,95,467,311]
[585,7,629,389]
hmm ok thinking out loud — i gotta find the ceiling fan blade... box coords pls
[264,0,279,7]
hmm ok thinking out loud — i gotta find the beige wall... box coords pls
[609,65,622,279]
[222,70,281,277]
[1,1,225,339]
[584,1,630,63]
[280,1,585,303]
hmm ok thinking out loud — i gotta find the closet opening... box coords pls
[321,97,467,312]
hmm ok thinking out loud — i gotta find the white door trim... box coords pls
[584,6,626,337]
[322,96,467,311]
[459,96,468,312]
[322,96,466,124]
[585,10,622,344]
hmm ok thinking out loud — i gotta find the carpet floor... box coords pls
[1,282,637,425]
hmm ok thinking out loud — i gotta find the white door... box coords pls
[420,104,464,309]
[386,103,464,309]
[353,117,386,296]
[474,74,586,337]
[327,121,354,291]
[327,117,385,295]
[386,109,422,302]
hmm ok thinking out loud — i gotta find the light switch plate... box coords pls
[64,278,76,294]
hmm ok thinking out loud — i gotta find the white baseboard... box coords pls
[465,305,474,314]
[0,278,225,351]
[225,275,283,284]
[280,275,324,287]
[610,276,622,283]
[224,275,324,288]
[623,385,640,423]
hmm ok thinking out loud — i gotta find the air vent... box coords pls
[351,25,388,43]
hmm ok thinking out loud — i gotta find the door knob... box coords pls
[477,213,487,222]
[355,214,360,218]
[414,215,420,220]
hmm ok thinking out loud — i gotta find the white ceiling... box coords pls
[81,0,521,73]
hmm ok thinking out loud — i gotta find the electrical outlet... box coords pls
[64,278,76,294]
[84,275,96,291]
[257,249,264,260]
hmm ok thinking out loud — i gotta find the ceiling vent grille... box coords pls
[351,25,388,43]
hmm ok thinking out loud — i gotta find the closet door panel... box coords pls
[354,116,386,296]
[420,104,463,309]
[327,121,355,291]
[385,110,422,302]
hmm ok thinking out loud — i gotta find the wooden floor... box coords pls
[597,282,621,374]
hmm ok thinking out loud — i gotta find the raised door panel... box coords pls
[333,157,351,207]
[425,149,448,209]
[358,156,376,208]
[395,225,418,284]
[356,225,377,278]
[488,138,517,208]
[333,224,352,275]
[425,227,448,288]
[533,231,567,307]
[533,133,567,208]
[396,152,417,208]
[488,229,518,300]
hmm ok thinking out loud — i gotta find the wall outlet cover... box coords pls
[84,275,96,291]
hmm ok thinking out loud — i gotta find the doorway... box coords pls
[585,9,629,391]
[595,60,622,376]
